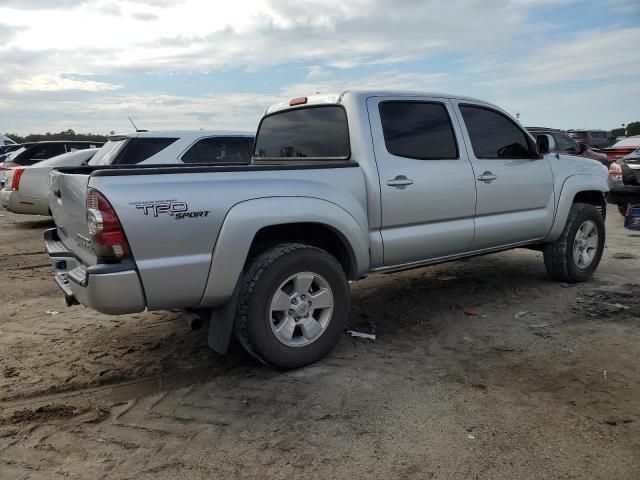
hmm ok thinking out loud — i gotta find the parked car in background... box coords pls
[3,140,102,169]
[567,130,613,149]
[1,148,98,216]
[88,131,254,166]
[527,127,610,165]
[607,140,640,215]
[1,140,102,189]
[600,135,640,161]
[46,91,609,369]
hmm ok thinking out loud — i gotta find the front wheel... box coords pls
[543,203,605,283]
[236,243,350,369]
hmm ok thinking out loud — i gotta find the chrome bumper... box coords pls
[44,228,146,315]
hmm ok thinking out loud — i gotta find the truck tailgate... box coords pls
[49,170,97,266]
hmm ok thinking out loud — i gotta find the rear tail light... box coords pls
[11,167,26,191]
[609,162,622,178]
[86,188,131,262]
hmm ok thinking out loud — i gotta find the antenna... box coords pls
[128,116,142,132]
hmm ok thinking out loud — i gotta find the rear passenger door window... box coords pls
[459,105,531,159]
[113,138,178,165]
[378,101,458,159]
[182,137,253,164]
[367,96,477,266]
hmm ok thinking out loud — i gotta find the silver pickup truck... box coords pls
[46,91,609,369]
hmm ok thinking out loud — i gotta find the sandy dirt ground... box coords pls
[0,207,638,479]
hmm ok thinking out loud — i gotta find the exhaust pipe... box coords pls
[183,310,203,330]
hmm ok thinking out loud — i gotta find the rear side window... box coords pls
[114,138,178,165]
[569,131,587,139]
[460,105,531,159]
[379,101,458,159]
[254,106,349,160]
[182,137,253,164]
[16,144,66,165]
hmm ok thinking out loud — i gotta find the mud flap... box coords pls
[205,277,242,355]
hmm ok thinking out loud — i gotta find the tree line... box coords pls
[5,122,640,145]
[612,121,640,138]
[4,129,109,144]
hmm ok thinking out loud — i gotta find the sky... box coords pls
[0,0,639,135]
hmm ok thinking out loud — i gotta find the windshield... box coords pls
[254,106,350,160]
[34,149,97,168]
[88,139,128,165]
[612,137,640,148]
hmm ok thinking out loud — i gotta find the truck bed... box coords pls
[48,161,369,311]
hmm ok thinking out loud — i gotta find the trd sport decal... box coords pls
[130,200,210,219]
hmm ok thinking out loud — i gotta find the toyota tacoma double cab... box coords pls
[45,91,609,369]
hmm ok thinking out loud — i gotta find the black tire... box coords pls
[236,243,350,369]
[543,202,605,283]
[617,203,628,216]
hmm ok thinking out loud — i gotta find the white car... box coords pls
[1,148,97,216]
[88,130,255,166]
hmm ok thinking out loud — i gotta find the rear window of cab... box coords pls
[253,106,350,161]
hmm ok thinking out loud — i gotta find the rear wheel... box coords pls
[236,243,350,369]
[543,203,605,282]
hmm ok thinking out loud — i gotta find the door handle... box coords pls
[387,175,414,188]
[477,171,497,183]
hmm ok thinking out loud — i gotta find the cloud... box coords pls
[607,0,640,13]
[283,70,449,97]
[305,66,332,81]
[9,74,124,93]
[0,0,84,9]
[0,23,26,46]
[0,90,275,134]
[473,27,640,87]
[493,81,640,130]
[96,2,122,16]
[132,11,158,21]
[0,0,552,77]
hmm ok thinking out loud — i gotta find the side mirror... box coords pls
[536,134,556,155]
[578,143,588,154]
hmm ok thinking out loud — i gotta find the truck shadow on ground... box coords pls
[12,218,55,229]
[92,251,556,383]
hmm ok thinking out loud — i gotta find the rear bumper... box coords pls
[607,184,640,205]
[44,228,146,315]
[1,190,50,215]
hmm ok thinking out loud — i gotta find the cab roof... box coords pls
[265,90,492,115]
